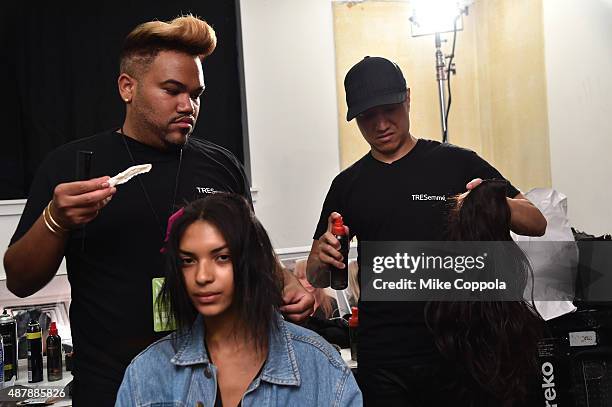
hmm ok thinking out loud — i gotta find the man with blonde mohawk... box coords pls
[4,15,313,406]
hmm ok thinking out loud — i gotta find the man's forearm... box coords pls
[4,215,67,297]
[507,197,547,237]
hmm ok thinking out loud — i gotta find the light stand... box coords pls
[435,33,448,142]
[410,1,471,143]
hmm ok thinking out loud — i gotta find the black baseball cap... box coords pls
[344,56,407,121]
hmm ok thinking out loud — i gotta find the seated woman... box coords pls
[294,258,339,320]
[425,179,544,407]
[294,258,350,348]
[115,193,361,407]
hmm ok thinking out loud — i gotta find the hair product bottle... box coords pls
[349,307,359,361]
[330,217,349,290]
[46,322,63,381]
[0,311,18,381]
[27,319,43,383]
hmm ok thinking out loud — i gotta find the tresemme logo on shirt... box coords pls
[196,187,218,194]
[411,194,447,201]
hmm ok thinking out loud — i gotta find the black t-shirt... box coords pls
[11,130,251,403]
[314,139,519,367]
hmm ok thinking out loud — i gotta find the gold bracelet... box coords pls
[45,201,69,232]
[42,207,65,236]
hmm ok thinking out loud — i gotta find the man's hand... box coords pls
[4,176,116,297]
[463,177,546,236]
[317,212,349,270]
[51,176,116,229]
[280,268,315,323]
[466,178,483,191]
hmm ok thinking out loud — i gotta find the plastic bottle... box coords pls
[349,307,359,361]
[27,319,43,383]
[0,310,18,381]
[330,216,349,290]
[46,322,63,381]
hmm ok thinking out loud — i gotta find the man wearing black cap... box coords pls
[306,56,546,405]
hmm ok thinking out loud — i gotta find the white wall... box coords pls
[239,0,341,250]
[543,0,612,235]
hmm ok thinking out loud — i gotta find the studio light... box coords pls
[409,0,465,37]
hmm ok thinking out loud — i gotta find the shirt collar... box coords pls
[170,313,300,386]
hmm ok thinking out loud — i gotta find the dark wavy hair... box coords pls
[158,193,284,352]
[425,179,543,406]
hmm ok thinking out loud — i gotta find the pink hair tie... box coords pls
[160,207,185,253]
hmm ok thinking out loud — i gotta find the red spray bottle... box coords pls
[330,216,349,290]
[46,322,63,381]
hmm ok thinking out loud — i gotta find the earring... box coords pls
[124,98,130,103]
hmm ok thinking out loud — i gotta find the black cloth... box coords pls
[302,298,349,348]
[313,139,519,369]
[10,130,251,406]
[357,364,503,407]
[1,2,244,200]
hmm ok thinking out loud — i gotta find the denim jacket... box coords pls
[115,314,362,406]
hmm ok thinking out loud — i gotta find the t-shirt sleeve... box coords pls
[463,150,520,198]
[313,176,343,240]
[9,155,58,245]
